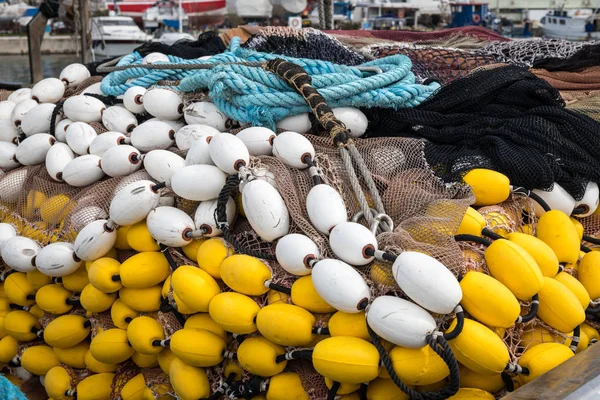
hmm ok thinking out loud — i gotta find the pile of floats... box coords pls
[0,59,598,400]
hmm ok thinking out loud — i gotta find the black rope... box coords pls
[518,294,539,323]
[215,175,276,261]
[367,324,460,399]
[454,234,493,247]
[265,281,291,295]
[501,372,515,392]
[275,349,313,364]
[85,93,123,106]
[583,235,600,246]
[481,228,505,240]
[570,325,581,353]
[572,205,587,216]
[326,382,340,400]
[160,244,180,271]
[312,326,330,335]
[512,187,551,212]
[202,373,237,400]
[358,383,368,400]
[443,310,464,341]
[581,244,592,253]
[49,102,63,137]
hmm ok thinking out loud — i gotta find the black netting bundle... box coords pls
[242,27,367,66]
[363,65,600,200]
[134,31,226,58]
[532,43,600,72]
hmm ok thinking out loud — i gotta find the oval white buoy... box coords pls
[143,149,185,186]
[272,131,315,169]
[184,101,229,131]
[89,131,127,157]
[275,234,319,276]
[242,179,290,242]
[235,127,275,156]
[332,107,368,138]
[130,120,175,152]
[573,181,599,217]
[20,103,56,136]
[306,184,347,235]
[35,242,82,277]
[392,251,462,314]
[63,95,106,123]
[1,236,41,272]
[0,223,17,248]
[329,222,377,266]
[170,165,227,201]
[11,99,38,126]
[62,155,105,187]
[7,88,32,104]
[123,87,146,114]
[148,117,185,132]
[185,134,214,166]
[66,122,98,155]
[193,197,236,237]
[276,113,311,134]
[175,124,220,151]
[208,133,249,174]
[532,183,576,217]
[142,52,170,64]
[74,219,117,261]
[109,180,161,226]
[311,259,370,313]
[59,63,91,88]
[31,78,65,104]
[143,88,184,121]
[147,206,195,247]
[0,142,20,170]
[101,106,137,134]
[15,134,55,165]
[367,296,437,348]
[100,145,142,177]
[0,101,16,120]
[45,142,75,181]
[81,82,104,96]
[54,118,72,143]
[0,118,17,143]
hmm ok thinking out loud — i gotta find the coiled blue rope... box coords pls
[0,375,27,400]
[101,37,440,129]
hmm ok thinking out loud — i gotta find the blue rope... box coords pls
[0,375,28,400]
[101,37,440,129]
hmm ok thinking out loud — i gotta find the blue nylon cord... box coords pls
[101,37,440,129]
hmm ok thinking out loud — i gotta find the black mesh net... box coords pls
[363,65,600,200]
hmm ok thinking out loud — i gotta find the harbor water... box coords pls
[2,54,81,85]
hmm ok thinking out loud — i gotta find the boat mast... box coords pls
[178,0,183,33]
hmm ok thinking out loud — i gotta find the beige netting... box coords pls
[110,362,139,399]
[142,368,174,397]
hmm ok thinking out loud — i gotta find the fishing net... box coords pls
[477,39,598,66]
[134,31,227,60]
[531,43,600,72]
[328,26,509,43]
[531,66,600,91]
[110,362,139,399]
[363,65,600,201]
[142,368,174,397]
[364,44,498,84]
[242,27,368,66]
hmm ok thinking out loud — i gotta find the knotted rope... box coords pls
[99,37,439,129]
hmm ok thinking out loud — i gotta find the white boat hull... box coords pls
[92,40,148,58]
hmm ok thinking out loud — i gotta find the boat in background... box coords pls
[143,0,189,31]
[541,7,600,41]
[108,0,226,25]
[91,15,151,58]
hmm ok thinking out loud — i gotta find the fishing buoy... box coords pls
[21,345,60,375]
[110,299,139,330]
[578,252,600,299]
[109,180,161,226]
[242,179,290,242]
[59,63,90,87]
[126,220,159,252]
[311,259,370,313]
[175,124,219,151]
[291,275,336,313]
[4,310,41,341]
[74,219,117,261]
[367,296,436,348]
[276,113,311,134]
[554,271,590,309]
[90,328,134,364]
[255,303,316,346]
[505,232,559,277]
[328,311,369,341]
[120,251,170,289]
[100,145,142,177]
[0,223,17,246]
[101,106,137,134]
[196,237,233,279]
[536,210,580,264]
[184,101,229,131]
[143,88,184,120]
[63,95,106,123]
[126,316,165,355]
[184,314,227,340]
[35,284,74,314]
[44,314,90,348]
[392,251,462,314]
[45,365,73,399]
[573,181,599,217]
[208,292,260,334]
[208,132,249,174]
[329,222,376,266]
[35,242,82,277]
[237,336,287,377]
[306,184,347,234]
[143,149,185,186]
[147,206,195,247]
[170,328,226,367]
[518,343,574,383]
[462,169,510,206]
[389,345,449,386]
[15,133,55,165]
[0,142,19,170]
[89,131,127,157]
[10,98,37,126]
[80,283,117,312]
[220,254,272,296]
[4,272,36,306]
[130,120,175,152]
[185,133,215,166]
[0,118,17,143]
[170,165,226,201]
[193,198,235,237]
[272,131,315,169]
[27,268,52,290]
[7,88,31,103]
[119,285,162,312]
[332,107,368,138]
[21,103,55,136]
[82,82,103,95]
[123,86,146,114]
[532,183,576,216]
[171,265,220,312]
[66,121,98,155]
[313,336,380,384]
[459,271,520,328]
[45,142,75,181]
[63,155,105,187]
[537,277,585,333]
[275,234,319,276]
[142,52,169,64]
[148,117,184,132]
[54,118,72,142]
[70,205,109,232]
[169,357,211,400]
[31,77,65,103]
[0,100,16,119]
[1,236,40,272]
[235,127,275,156]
